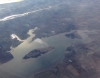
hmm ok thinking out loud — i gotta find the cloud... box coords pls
[11,34,24,42]
[34,38,48,46]
[0,0,23,4]
[34,38,45,44]
[0,2,66,21]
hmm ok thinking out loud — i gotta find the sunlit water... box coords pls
[0,29,91,78]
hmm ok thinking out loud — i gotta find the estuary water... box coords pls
[0,29,90,78]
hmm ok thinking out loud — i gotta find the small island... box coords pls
[23,46,54,59]
[65,31,82,39]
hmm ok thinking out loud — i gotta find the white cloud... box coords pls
[34,38,44,44]
[11,34,24,42]
[34,38,48,47]
[0,0,23,4]
[0,2,66,21]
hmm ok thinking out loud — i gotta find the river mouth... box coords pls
[0,29,91,78]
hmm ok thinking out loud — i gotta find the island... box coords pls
[23,46,54,59]
[65,31,82,39]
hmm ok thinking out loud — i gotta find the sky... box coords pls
[0,0,23,4]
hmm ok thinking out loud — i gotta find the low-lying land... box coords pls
[65,31,82,39]
[0,47,13,64]
[32,40,100,78]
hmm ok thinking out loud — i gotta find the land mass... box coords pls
[0,47,13,64]
[33,41,100,78]
[65,31,82,39]
[23,46,54,59]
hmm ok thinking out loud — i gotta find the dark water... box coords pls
[0,30,90,78]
